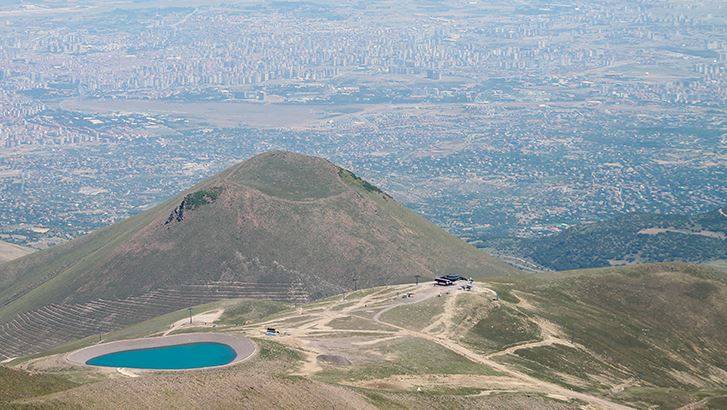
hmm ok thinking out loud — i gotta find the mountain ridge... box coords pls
[481,208,726,270]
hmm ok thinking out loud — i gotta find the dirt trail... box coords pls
[163,309,224,336]
[369,289,632,410]
[486,317,578,359]
[239,283,632,409]
[421,289,459,335]
[282,288,407,377]
[484,291,589,360]
[348,373,534,392]
[369,286,428,322]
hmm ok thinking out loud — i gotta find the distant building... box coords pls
[434,274,466,286]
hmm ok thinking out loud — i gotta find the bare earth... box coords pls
[0,240,33,263]
[163,309,225,336]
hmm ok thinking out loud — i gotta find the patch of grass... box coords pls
[703,395,727,409]
[106,301,228,339]
[330,300,358,311]
[449,293,489,331]
[619,386,703,409]
[683,281,718,300]
[526,277,724,388]
[220,299,291,326]
[255,339,303,362]
[463,305,540,352]
[0,366,77,403]
[316,336,499,383]
[327,315,393,331]
[358,389,407,409]
[379,297,445,331]
[486,283,519,303]
[507,344,629,391]
[345,287,385,300]
[498,354,587,393]
[479,266,727,410]
[703,259,727,272]
[266,314,319,328]
[311,331,394,339]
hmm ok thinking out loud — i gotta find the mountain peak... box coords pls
[0,151,515,357]
[221,150,349,201]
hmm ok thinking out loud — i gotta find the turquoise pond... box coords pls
[85,342,237,370]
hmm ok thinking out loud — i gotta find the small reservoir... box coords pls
[67,333,255,371]
[86,342,237,370]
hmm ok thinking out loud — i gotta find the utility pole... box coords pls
[415,274,421,286]
[353,277,358,292]
[188,307,193,324]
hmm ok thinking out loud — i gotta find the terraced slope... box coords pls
[0,150,513,357]
[0,282,308,360]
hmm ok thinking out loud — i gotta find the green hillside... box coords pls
[5,263,725,409]
[0,366,77,405]
[482,209,726,270]
[0,151,514,352]
[485,263,727,408]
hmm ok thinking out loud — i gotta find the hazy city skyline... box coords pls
[0,0,724,266]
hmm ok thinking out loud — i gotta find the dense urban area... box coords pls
[0,0,724,267]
